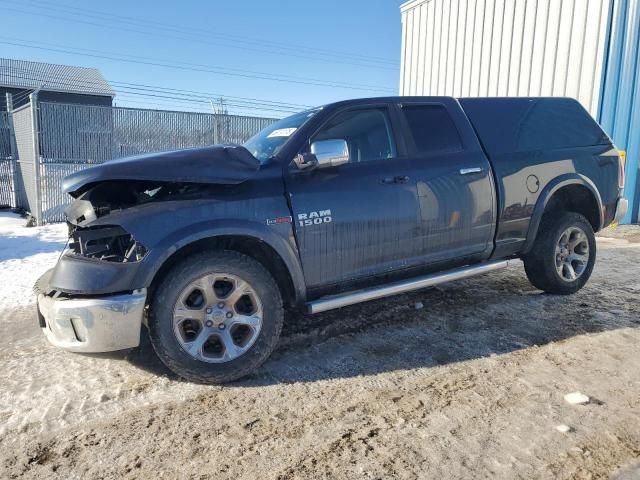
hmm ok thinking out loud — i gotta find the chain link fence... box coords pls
[5,99,278,223]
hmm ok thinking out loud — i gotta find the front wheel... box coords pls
[523,212,596,295]
[148,250,283,384]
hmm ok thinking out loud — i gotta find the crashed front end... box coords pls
[36,181,226,352]
[36,185,155,352]
[36,144,261,353]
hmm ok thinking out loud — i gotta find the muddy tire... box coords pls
[148,250,283,384]
[523,212,596,295]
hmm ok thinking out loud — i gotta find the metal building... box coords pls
[400,0,640,223]
[0,57,115,111]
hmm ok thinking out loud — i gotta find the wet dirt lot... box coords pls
[1,226,639,479]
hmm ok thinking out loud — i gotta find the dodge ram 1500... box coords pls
[35,96,628,383]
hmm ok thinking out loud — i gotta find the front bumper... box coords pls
[37,289,146,353]
[614,197,629,223]
[47,252,145,295]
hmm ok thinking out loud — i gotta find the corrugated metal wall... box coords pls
[400,0,611,115]
[598,0,640,223]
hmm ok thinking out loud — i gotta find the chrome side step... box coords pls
[307,259,521,314]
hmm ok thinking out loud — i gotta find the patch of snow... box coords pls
[564,391,590,405]
[0,211,67,309]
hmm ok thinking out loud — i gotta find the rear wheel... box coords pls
[523,212,596,295]
[149,250,283,383]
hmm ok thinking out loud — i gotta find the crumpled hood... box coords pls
[63,144,260,197]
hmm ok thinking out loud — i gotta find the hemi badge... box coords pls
[266,216,292,225]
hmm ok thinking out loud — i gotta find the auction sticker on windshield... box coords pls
[267,128,297,138]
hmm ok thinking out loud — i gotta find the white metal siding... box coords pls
[400,0,611,115]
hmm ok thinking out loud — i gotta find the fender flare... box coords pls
[135,219,307,304]
[521,173,603,254]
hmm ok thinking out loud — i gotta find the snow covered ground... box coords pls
[0,211,206,440]
[0,212,67,310]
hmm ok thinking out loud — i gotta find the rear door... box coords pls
[285,104,424,289]
[397,100,496,263]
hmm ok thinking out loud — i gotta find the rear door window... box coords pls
[402,105,463,154]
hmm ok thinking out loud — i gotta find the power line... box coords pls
[113,95,282,118]
[4,67,309,113]
[4,64,312,110]
[0,37,395,93]
[114,97,266,116]
[11,89,34,104]
[26,0,398,64]
[111,91,295,114]
[2,68,309,115]
[2,0,398,67]
[0,1,399,71]
[111,81,312,110]
[111,90,298,114]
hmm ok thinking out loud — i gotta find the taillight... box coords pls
[618,150,626,189]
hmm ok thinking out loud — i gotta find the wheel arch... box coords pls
[522,174,603,254]
[139,221,306,308]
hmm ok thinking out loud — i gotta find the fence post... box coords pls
[5,93,17,160]
[5,93,18,208]
[30,92,43,226]
[213,113,219,144]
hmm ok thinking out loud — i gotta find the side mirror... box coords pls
[294,139,350,170]
[311,139,350,168]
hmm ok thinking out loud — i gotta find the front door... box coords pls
[285,106,423,289]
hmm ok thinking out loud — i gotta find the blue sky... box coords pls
[0,0,404,117]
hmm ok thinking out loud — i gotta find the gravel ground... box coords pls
[1,221,639,479]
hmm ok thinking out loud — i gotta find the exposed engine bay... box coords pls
[65,180,223,226]
[67,225,147,263]
[65,181,225,262]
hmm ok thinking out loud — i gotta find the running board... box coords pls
[307,259,521,314]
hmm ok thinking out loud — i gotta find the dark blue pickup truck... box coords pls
[36,96,628,383]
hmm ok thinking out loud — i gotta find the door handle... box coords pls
[459,167,483,175]
[382,175,410,184]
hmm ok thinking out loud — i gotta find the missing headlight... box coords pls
[68,225,147,262]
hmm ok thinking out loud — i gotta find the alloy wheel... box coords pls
[172,273,263,363]
[555,226,590,282]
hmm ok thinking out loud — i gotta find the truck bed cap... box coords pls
[458,97,610,155]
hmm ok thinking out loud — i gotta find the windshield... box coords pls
[243,109,318,162]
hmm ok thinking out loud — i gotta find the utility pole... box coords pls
[210,97,227,144]
[209,97,226,115]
